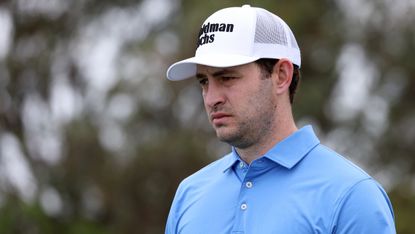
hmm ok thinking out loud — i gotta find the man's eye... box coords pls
[198,79,208,86]
[222,76,235,81]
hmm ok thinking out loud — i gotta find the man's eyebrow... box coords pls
[195,69,235,79]
[195,73,207,79]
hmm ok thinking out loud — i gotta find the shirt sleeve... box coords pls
[165,208,177,234]
[165,181,187,234]
[333,178,396,234]
[165,190,179,234]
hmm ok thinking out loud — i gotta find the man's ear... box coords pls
[272,59,294,95]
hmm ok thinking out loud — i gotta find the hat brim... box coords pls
[166,54,259,81]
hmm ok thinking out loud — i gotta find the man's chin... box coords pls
[215,129,232,141]
[216,128,239,144]
[215,127,253,149]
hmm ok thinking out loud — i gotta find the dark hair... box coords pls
[254,58,301,104]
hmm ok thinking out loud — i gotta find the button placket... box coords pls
[238,161,248,175]
[232,162,253,234]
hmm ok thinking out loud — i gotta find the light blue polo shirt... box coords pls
[165,126,395,234]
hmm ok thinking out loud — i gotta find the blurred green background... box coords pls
[0,0,414,233]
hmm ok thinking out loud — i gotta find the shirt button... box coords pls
[239,162,244,168]
[240,203,248,210]
[246,181,253,188]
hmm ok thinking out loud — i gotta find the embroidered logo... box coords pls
[197,22,234,47]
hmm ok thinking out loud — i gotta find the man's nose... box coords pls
[203,80,225,109]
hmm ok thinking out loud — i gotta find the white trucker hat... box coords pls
[166,5,301,81]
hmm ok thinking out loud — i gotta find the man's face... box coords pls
[196,62,278,149]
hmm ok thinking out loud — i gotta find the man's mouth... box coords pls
[210,112,232,125]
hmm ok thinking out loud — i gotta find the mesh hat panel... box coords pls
[254,9,288,45]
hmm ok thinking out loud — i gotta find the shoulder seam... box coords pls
[319,145,371,177]
[329,177,373,232]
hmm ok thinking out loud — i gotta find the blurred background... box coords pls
[0,0,414,233]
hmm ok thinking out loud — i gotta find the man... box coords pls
[165,5,395,234]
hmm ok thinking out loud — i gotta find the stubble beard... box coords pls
[214,81,277,150]
[215,108,276,149]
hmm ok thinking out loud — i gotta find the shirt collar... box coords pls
[264,125,320,169]
[222,147,241,173]
[222,125,320,172]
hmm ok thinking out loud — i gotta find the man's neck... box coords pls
[236,115,297,165]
